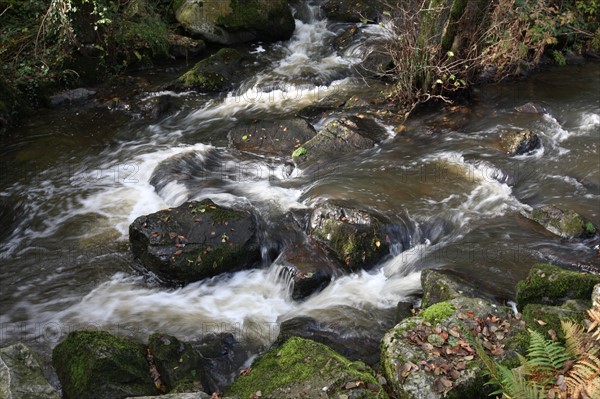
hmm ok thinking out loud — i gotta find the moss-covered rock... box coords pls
[175,0,295,45]
[175,48,258,92]
[52,331,156,399]
[381,297,522,399]
[309,202,392,272]
[498,130,541,156]
[515,263,600,309]
[226,336,388,399]
[129,198,261,283]
[525,205,597,239]
[0,343,60,399]
[421,268,488,308]
[520,301,589,342]
[148,333,205,393]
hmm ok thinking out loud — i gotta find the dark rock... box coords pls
[515,263,600,310]
[498,129,541,155]
[226,337,387,398]
[148,333,205,393]
[421,268,488,308]
[175,0,295,45]
[52,331,156,399]
[50,88,96,107]
[129,199,261,283]
[395,301,414,323]
[524,205,597,239]
[276,316,382,366]
[168,34,206,59]
[137,95,176,121]
[228,118,317,156]
[309,202,391,271]
[292,115,388,167]
[174,48,257,92]
[0,343,60,399]
[323,0,383,23]
[333,25,360,55]
[195,333,247,394]
[514,102,547,114]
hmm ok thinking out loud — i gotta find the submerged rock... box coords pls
[498,129,541,155]
[228,118,317,157]
[514,102,547,114]
[515,263,600,309]
[226,336,388,398]
[524,205,597,239]
[382,297,521,399]
[50,88,96,107]
[52,331,157,399]
[309,202,391,271]
[175,0,295,45]
[0,343,60,399]
[129,199,261,283]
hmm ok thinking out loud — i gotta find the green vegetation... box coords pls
[291,146,307,158]
[421,301,456,323]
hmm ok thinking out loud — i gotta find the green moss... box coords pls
[516,263,600,309]
[421,301,455,324]
[585,221,597,235]
[189,202,243,224]
[521,302,588,342]
[227,337,387,399]
[291,146,307,157]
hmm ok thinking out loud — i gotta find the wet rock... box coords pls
[148,333,205,393]
[524,205,597,239]
[323,0,383,23]
[0,343,60,399]
[515,263,600,310]
[50,88,96,107]
[514,102,547,114]
[421,268,490,308]
[168,34,206,59]
[333,25,361,55]
[174,48,257,92]
[195,333,247,394]
[52,331,156,399]
[309,202,391,272]
[382,297,521,399]
[129,199,261,283]
[292,115,388,167]
[395,301,414,323]
[137,94,176,120]
[175,0,295,45]
[227,336,388,398]
[275,242,339,300]
[276,316,382,366]
[498,129,541,155]
[228,118,317,157]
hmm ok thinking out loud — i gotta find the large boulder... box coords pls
[148,334,205,393]
[309,202,392,272]
[524,205,597,239]
[382,297,522,399]
[52,331,157,399]
[323,0,383,22]
[498,129,541,156]
[129,199,261,283]
[175,0,295,45]
[292,116,388,167]
[515,263,600,310]
[0,343,60,399]
[174,48,257,92]
[226,336,388,398]
[228,118,317,157]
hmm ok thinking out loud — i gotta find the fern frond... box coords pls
[497,364,546,399]
[527,329,570,372]
[588,307,600,341]
[562,320,587,358]
[565,354,600,399]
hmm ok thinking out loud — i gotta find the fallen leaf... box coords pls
[239,367,252,376]
[536,319,548,326]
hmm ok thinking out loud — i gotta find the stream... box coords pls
[0,0,599,381]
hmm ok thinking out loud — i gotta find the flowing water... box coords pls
[0,0,599,376]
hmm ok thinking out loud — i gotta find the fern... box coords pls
[496,364,545,399]
[588,307,600,342]
[526,329,570,374]
[565,354,600,398]
[562,320,588,358]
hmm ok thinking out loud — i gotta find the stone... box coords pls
[0,343,60,399]
[126,393,210,399]
[226,337,388,398]
[498,129,541,155]
[525,205,597,239]
[421,268,490,308]
[175,0,295,45]
[129,199,261,283]
[50,88,96,107]
[168,34,206,59]
[52,331,156,399]
[323,0,383,23]
[514,102,547,114]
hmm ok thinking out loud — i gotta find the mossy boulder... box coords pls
[52,331,156,399]
[322,0,383,22]
[148,334,205,393]
[129,199,261,283]
[0,343,60,399]
[226,336,388,398]
[520,300,589,342]
[175,0,295,45]
[421,268,488,308]
[309,202,391,272]
[174,48,257,92]
[515,263,600,310]
[525,205,597,239]
[498,130,541,156]
[228,118,317,157]
[381,297,522,399]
